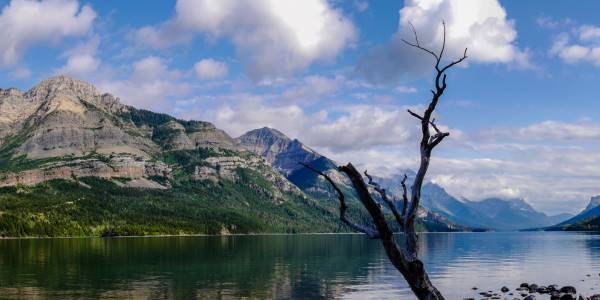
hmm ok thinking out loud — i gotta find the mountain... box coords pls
[564,216,600,231]
[464,197,558,230]
[0,76,349,237]
[419,183,493,229]
[551,196,600,228]
[236,127,321,175]
[0,76,463,237]
[236,127,575,231]
[547,213,575,225]
[237,127,470,232]
[376,175,571,230]
[237,127,346,200]
[583,195,600,213]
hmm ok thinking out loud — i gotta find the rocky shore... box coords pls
[464,276,600,299]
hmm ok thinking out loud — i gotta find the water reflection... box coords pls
[0,232,598,299]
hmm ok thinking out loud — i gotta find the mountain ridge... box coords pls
[0,76,463,237]
[551,195,600,229]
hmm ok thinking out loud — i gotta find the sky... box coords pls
[0,0,600,215]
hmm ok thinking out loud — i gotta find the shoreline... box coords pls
[0,230,596,240]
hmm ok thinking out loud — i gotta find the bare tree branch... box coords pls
[364,170,404,227]
[402,22,439,62]
[300,163,380,238]
[338,164,394,239]
[401,174,409,217]
[407,109,424,120]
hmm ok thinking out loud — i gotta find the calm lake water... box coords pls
[0,232,599,299]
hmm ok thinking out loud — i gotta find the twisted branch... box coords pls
[300,163,380,238]
[364,170,404,227]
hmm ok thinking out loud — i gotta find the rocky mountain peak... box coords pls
[0,87,23,97]
[584,195,600,212]
[237,127,321,174]
[25,75,99,101]
[245,127,290,142]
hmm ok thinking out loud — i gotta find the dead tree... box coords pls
[302,22,467,300]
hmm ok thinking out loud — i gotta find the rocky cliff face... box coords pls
[236,127,321,174]
[584,195,600,212]
[0,155,171,188]
[0,76,282,192]
[237,127,470,231]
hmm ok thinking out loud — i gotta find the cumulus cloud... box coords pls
[136,0,357,81]
[428,146,600,214]
[0,0,96,66]
[98,56,189,111]
[281,75,342,102]
[550,25,600,65]
[479,120,600,142]
[181,91,447,153]
[303,105,419,151]
[194,59,228,80]
[56,36,100,77]
[357,0,531,83]
[177,93,326,138]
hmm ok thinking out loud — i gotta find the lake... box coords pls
[0,232,599,299]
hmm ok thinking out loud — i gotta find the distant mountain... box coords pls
[238,127,468,232]
[236,127,321,175]
[465,197,563,230]
[237,128,344,199]
[376,175,570,230]
[552,196,600,228]
[547,213,575,225]
[564,216,600,231]
[420,183,493,229]
[583,195,600,213]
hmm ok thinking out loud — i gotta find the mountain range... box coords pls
[235,125,578,231]
[547,196,600,230]
[0,76,593,237]
[0,76,461,237]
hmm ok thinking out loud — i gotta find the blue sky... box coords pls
[1,0,600,214]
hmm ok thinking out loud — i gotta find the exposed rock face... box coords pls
[0,76,156,159]
[192,155,302,197]
[157,121,194,149]
[584,195,600,212]
[555,195,600,228]
[236,127,321,174]
[187,122,238,150]
[0,155,171,187]
[0,76,247,188]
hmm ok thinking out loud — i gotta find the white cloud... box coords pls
[479,120,600,142]
[12,66,31,79]
[281,75,342,102]
[578,25,600,42]
[194,59,228,80]
[354,0,368,12]
[0,0,96,66]
[136,0,357,81]
[98,56,189,111]
[56,36,100,76]
[357,0,531,83]
[550,25,600,66]
[536,16,559,29]
[303,105,418,151]
[395,86,417,94]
